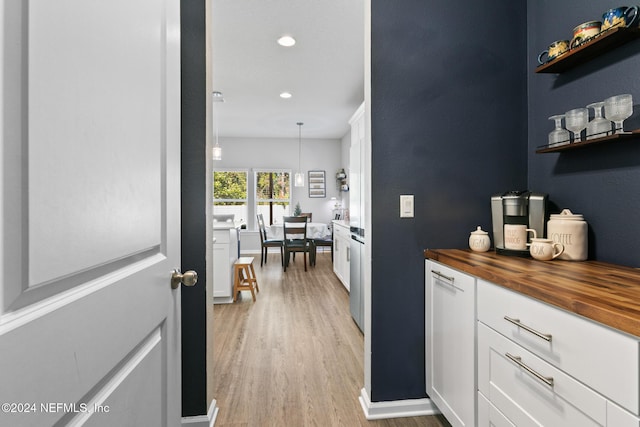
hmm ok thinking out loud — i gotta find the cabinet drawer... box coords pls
[333,223,349,239]
[477,279,640,415]
[478,391,515,427]
[478,322,606,426]
[213,229,230,244]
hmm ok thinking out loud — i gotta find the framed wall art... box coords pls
[308,170,326,198]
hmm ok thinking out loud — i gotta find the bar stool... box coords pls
[233,257,259,302]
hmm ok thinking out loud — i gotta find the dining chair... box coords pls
[299,212,312,222]
[257,214,283,266]
[311,228,333,265]
[282,216,312,272]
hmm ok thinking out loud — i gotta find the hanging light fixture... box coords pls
[294,122,305,187]
[212,91,224,161]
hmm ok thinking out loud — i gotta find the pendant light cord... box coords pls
[297,122,303,171]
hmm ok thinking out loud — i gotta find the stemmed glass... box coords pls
[604,94,633,133]
[586,102,612,140]
[548,114,570,146]
[565,108,589,143]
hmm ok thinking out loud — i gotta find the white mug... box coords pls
[504,224,537,250]
[530,238,564,261]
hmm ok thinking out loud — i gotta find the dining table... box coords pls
[266,222,332,240]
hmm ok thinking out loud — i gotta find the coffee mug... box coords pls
[602,6,639,31]
[570,20,602,48]
[530,238,564,261]
[538,40,570,64]
[504,224,537,250]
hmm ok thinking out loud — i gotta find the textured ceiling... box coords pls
[211,0,365,139]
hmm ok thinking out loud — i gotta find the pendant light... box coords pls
[294,122,304,187]
[212,91,224,161]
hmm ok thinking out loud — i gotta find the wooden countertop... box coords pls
[424,249,640,338]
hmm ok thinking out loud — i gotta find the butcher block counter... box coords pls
[424,248,640,338]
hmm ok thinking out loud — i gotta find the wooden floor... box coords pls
[212,252,450,427]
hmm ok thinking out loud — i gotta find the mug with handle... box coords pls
[530,238,564,261]
[504,224,537,250]
[602,6,639,31]
[537,40,570,64]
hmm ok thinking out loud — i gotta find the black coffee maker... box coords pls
[491,191,548,256]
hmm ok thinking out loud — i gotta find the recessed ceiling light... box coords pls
[280,92,292,99]
[277,35,296,47]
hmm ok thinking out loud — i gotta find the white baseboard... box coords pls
[358,388,439,420]
[181,400,218,427]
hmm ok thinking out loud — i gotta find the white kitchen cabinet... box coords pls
[477,391,515,427]
[477,279,640,427]
[332,220,350,291]
[213,224,239,303]
[425,260,476,427]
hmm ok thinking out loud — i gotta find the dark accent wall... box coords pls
[370,0,527,401]
[180,0,207,417]
[527,0,640,266]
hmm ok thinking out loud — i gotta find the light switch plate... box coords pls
[400,195,414,218]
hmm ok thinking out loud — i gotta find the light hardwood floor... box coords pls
[212,251,450,427]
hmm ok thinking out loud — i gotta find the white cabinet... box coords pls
[425,260,476,427]
[348,103,365,232]
[477,279,640,427]
[332,220,350,291]
[213,225,239,303]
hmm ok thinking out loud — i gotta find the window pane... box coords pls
[213,171,248,223]
[256,172,290,201]
[257,202,290,225]
[214,171,247,200]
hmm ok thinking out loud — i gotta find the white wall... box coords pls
[214,136,344,229]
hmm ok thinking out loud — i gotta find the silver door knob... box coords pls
[171,269,198,289]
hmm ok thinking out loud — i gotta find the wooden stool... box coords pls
[233,257,259,302]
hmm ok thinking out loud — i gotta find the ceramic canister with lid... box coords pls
[547,209,588,261]
[469,226,491,252]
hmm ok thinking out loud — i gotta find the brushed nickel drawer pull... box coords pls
[504,316,552,342]
[431,270,455,284]
[505,353,554,387]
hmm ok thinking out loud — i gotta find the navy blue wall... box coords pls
[528,0,640,266]
[181,0,208,417]
[370,0,528,401]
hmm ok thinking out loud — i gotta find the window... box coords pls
[213,170,248,223]
[255,170,290,225]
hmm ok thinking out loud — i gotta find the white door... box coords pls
[0,1,182,426]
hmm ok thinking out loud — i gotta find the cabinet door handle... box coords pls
[505,353,554,387]
[503,316,552,342]
[430,270,464,292]
[430,270,455,284]
[347,247,350,262]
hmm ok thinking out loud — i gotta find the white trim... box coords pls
[181,399,218,427]
[67,328,163,426]
[0,253,166,335]
[358,388,439,420]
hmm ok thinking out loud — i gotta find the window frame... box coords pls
[254,169,292,226]
[212,168,249,224]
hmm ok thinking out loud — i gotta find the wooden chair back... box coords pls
[256,213,268,243]
[299,212,312,222]
[283,216,308,241]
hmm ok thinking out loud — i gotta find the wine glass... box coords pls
[586,102,612,140]
[604,94,633,133]
[565,108,589,143]
[548,114,570,146]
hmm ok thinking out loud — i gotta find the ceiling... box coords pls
[211,0,365,140]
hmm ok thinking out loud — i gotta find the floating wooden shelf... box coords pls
[535,26,640,74]
[536,129,640,153]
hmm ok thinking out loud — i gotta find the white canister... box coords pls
[547,209,588,261]
[469,226,491,252]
